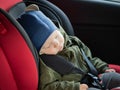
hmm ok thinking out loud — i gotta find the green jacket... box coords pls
[39,25,109,90]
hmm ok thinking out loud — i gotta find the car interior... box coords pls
[48,0,120,65]
[0,0,120,89]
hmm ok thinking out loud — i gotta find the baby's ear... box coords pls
[25,4,39,11]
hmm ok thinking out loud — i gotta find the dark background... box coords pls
[48,0,120,65]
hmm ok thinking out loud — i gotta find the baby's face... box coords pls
[40,30,64,55]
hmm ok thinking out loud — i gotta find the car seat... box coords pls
[0,0,120,89]
[8,0,74,36]
[0,7,39,90]
[10,0,120,72]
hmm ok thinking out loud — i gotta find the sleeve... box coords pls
[41,81,80,90]
[69,35,109,73]
[40,59,80,90]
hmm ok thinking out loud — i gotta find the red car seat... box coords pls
[12,0,120,73]
[0,0,120,90]
[109,64,120,73]
[0,8,39,90]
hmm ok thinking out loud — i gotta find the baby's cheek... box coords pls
[40,48,51,54]
[50,48,59,55]
[45,49,53,54]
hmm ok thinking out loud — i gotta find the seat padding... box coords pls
[109,64,120,73]
[0,47,18,90]
[0,9,38,90]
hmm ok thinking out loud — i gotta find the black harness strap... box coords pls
[41,54,85,75]
[80,48,98,76]
[41,49,98,76]
[40,49,104,89]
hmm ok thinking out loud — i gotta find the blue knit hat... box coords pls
[17,11,58,51]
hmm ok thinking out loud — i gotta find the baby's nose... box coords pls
[54,40,59,47]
